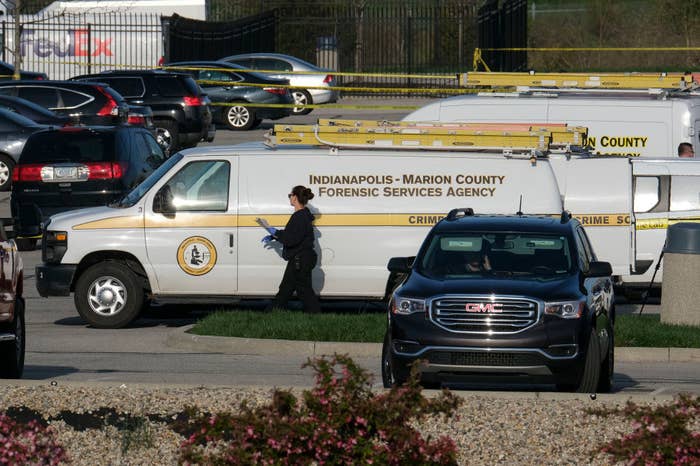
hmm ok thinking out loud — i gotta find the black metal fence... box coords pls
[477,0,527,72]
[2,12,162,80]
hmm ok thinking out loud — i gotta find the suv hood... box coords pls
[46,205,141,231]
[399,272,582,302]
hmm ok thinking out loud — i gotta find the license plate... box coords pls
[54,166,78,180]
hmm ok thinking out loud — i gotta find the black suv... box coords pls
[71,70,215,154]
[0,81,128,126]
[383,209,615,393]
[11,126,165,250]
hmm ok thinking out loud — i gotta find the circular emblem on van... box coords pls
[177,236,217,276]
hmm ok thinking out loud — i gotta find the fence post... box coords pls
[87,23,92,74]
[1,21,5,63]
[406,16,412,88]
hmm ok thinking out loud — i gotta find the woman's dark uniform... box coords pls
[270,207,321,313]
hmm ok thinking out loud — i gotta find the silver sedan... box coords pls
[219,53,339,115]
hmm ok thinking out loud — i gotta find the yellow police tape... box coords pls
[478,46,700,52]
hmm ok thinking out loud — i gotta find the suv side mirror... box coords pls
[586,261,612,277]
[0,218,13,241]
[153,185,175,216]
[387,256,415,274]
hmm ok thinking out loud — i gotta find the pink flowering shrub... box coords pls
[0,413,67,465]
[178,354,461,465]
[589,393,700,465]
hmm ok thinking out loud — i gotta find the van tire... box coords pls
[575,328,601,393]
[0,155,14,191]
[155,119,180,155]
[382,332,408,388]
[75,262,144,329]
[0,298,25,379]
[15,238,37,251]
[224,103,255,131]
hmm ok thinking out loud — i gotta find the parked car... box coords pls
[0,218,24,378]
[11,125,166,250]
[0,109,48,191]
[166,61,293,130]
[71,70,215,154]
[220,53,338,115]
[383,209,615,392]
[0,60,47,80]
[127,104,156,133]
[0,80,128,126]
[0,95,71,126]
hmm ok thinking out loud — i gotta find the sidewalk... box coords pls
[165,302,700,363]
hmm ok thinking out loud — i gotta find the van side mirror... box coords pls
[387,256,415,274]
[153,185,175,216]
[586,261,612,277]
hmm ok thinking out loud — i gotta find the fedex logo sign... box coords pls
[465,303,503,313]
[21,29,113,57]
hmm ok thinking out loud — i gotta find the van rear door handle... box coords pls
[229,233,234,247]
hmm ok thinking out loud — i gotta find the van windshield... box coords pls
[113,153,183,208]
[418,232,575,280]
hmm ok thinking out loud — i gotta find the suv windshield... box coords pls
[418,232,575,279]
[115,153,183,207]
[21,130,114,163]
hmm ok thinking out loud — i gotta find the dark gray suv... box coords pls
[383,209,615,393]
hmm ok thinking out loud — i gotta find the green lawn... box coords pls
[191,311,700,348]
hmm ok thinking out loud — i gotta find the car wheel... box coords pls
[381,332,408,388]
[155,120,180,155]
[74,262,144,329]
[575,328,601,393]
[597,322,615,393]
[0,154,14,192]
[0,297,25,379]
[15,238,37,252]
[224,103,256,131]
[291,90,313,115]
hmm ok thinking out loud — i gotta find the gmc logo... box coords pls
[465,303,503,313]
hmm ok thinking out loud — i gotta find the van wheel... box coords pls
[575,328,601,393]
[15,238,37,251]
[0,155,14,191]
[382,332,408,388]
[291,90,313,115]
[155,120,180,155]
[224,103,255,130]
[0,297,25,379]
[75,262,144,329]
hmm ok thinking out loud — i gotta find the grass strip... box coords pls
[615,314,700,348]
[192,311,700,348]
[190,310,386,343]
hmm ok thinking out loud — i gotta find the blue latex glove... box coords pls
[261,235,274,244]
[265,226,277,235]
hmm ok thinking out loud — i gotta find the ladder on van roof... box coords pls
[265,119,588,155]
[459,71,700,92]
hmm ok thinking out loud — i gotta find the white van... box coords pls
[35,144,568,328]
[404,93,700,158]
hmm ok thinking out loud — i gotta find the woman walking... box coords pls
[259,185,321,313]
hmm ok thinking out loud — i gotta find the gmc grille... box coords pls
[427,350,545,367]
[430,296,538,334]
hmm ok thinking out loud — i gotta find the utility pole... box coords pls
[13,0,20,79]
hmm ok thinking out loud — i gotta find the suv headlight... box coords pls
[544,299,585,319]
[42,231,68,264]
[391,295,426,315]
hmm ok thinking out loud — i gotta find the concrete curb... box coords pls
[167,325,700,362]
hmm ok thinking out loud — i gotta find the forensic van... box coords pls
[35,123,579,328]
[33,121,700,327]
[404,76,700,158]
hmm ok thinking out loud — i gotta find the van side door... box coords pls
[631,161,670,284]
[144,157,238,294]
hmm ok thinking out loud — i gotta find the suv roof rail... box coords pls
[560,210,572,223]
[446,208,474,220]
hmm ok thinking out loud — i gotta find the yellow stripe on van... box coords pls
[636,217,700,230]
[572,214,631,227]
[73,216,144,230]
